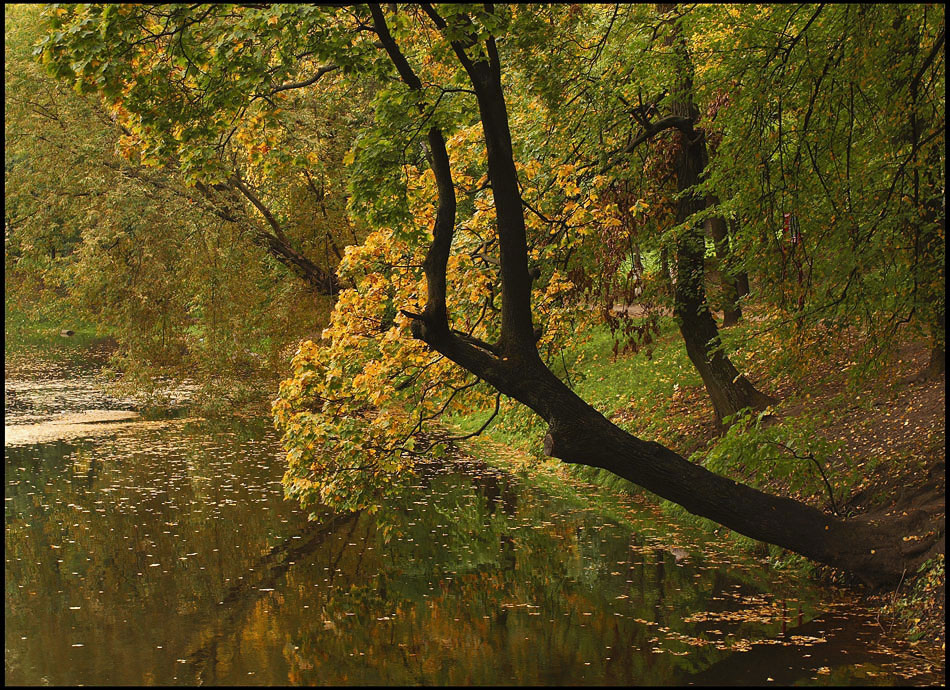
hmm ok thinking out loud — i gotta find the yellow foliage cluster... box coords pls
[273,124,611,513]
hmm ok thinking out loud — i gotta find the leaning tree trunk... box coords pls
[673,135,773,422]
[193,177,344,296]
[255,230,343,296]
[663,5,774,423]
[373,4,942,590]
[534,367,939,589]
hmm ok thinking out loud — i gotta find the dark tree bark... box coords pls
[923,342,946,379]
[672,132,773,422]
[195,177,344,296]
[897,17,946,381]
[370,5,941,588]
[660,5,774,423]
[724,219,752,298]
[256,230,343,295]
[921,308,945,379]
[705,201,742,327]
[659,245,673,297]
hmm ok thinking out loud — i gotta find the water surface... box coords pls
[4,347,942,685]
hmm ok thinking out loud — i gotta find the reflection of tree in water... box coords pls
[7,421,858,685]
[685,607,939,686]
[477,462,519,517]
[653,547,667,628]
[184,510,360,684]
[4,419,318,685]
[268,464,782,685]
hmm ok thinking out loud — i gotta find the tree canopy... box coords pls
[18,3,946,586]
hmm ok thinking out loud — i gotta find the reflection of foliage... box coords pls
[4,416,313,685]
[273,462,824,685]
[9,349,917,685]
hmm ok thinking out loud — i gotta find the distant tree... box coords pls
[622,4,775,423]
[7,4,342,372]
[29,4,361,296]
[693,4,945,379]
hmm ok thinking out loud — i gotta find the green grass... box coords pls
[444,310,865,571]
[4,302,104,353]
[446,315,704,490]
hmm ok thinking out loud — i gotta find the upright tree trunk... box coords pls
[705,201,742,327]
[662,5,774,423]
[729,219,752,298]
[659,245,673,296]
[897,12,946,381]
[673,161,774,421]
[922,309,945,379]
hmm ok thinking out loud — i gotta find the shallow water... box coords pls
[4,346,942,685]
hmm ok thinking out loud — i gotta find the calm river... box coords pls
[4,342,942,685]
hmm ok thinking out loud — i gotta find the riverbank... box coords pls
[7,307,943,670]
[447,309,946,664]
[8,340,944,685]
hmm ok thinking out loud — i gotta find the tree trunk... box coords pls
[664,8,774,424]
[673,191,774,423]
[923,342,946,379]
[193,177,344,296]
[659,245,673,296]
[379,4,941,590]
[706,209,742,327]
[537,374,939,590]
[899,14,946,382]
[255,231,342,296]
[419,318,940,589]
[920,309,946,380]
[729,219,751,298]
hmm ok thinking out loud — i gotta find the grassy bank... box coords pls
[4,303,279,419]
[446,307,945,655]
[4,304,102,352]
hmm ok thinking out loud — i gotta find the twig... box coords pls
[764,439,840,515]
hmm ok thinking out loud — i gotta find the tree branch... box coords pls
[229,174,292,244]
[911,27,945,93]
[623,115,693,154]
[371,4,457,338]
[269,63,340,95]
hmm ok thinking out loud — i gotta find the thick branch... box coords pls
[624,115,693,153]
[190,177,341,294]
[269,63,340,95]
[427,8,537,352]
[229,174,292,245]
[540,402,935,588]
[369,5,423,90]
[911,27,945,92]
[370,4,457,338]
